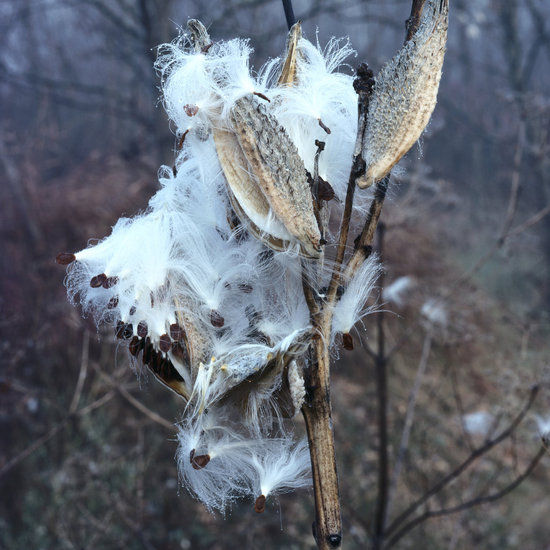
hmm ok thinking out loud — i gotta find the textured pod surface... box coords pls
[277,22,302,86]
[358,0,448,188]
[230,96,322,258]
[174,296,211,378]
[213,128,291,243]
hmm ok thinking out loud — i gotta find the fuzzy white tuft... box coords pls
[332,255,380,337]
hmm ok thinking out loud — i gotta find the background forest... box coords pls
[1,1,550,548]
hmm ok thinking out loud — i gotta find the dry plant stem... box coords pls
[385,385,540,538]
[301,60,377,550]
[303,328,342,549]
[344,175,390,282]
[405,0,428,42]
[373,224,389,550]
[385,445,547,548]
[386,329,433,523]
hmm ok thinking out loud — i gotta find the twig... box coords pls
[373,224,389,550]
[343,175,390,283]
[449,120,525,293]
[326,63,375,306]
[385,385,539,538]
[405,0,428,42]
[449,363,475,452]
[69,330,90,414]
[91,362,175,431]
[385,445,547,548]
[507,203,550,237]
[0,391,116,479]
[386,330,433,522]
[281,0,296,30]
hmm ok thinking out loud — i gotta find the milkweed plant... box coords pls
[57,0,448,537]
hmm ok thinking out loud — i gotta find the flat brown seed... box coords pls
[342,332,354,351]
[238,283,253,294]
[159,334,172,353]
[170,323,184,341]
[90,273,107,288]
[107,296,119,309]
[191,453,211,470]
[254,495,266,513]
[137,321,148,338]
[102,276,119,289]
[56,252,75,265]
[318,119,331,134]
[115,321,133,340]
[210,310,225,328]
[143,339,152,364]
[253,91,270,102]
[129,336,142,356]
[184,104,199,116]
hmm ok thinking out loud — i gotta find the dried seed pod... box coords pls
[225,183,290,255]
[213,128,292,247]
[230,96,322,258]
[146,353,190,401]
[174,296,212,377]
[357,0,448,188]
[277,22,302,86]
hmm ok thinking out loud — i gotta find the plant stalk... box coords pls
[302,315,342,549]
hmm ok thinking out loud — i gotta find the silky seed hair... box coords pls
[57,19,387,514]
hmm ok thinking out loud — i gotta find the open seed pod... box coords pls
[229,96,322,258]
[188,19,321,259]
[277,22,302,86]
[212,127,295,252]
[357,0,448,188]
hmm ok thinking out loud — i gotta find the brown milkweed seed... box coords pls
[56,253,76,265]
[169,323,184,341]
[129,336,142,356]
[107,296,119,309]
[210,310,225,328]
[184,104,199,116]
[159,334,172,353]
[90,273,107,288]
[102,276,119,289]
[342,332,354,351]
[137,321,148,338]
[190,450,211,470]
[254,495,266,513]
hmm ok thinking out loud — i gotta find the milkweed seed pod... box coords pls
[230,96,322,259]
[212,127,296,253]
[357,0,448,188]
[58,17,388,515]
[278,22,302,86]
